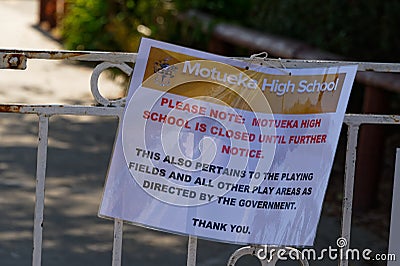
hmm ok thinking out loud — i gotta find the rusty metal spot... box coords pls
[391,115,400,123]
[0,105,23,113]
[45,51,83,59]
[1,53,27,70]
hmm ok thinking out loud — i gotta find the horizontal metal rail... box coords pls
[2,48,400,72]
[240,57,400,73]
[0,49,136,63]
[1,103,399,124]
[0,104,124,116]
[344,113,400,125]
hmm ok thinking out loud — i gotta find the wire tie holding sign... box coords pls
[246,51,291,75]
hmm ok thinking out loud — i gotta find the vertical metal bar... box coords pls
[32,115,49,266]
[187,236,197,266]
[112,218,123,266]
[339,124,359,266]
[111,115,125,266]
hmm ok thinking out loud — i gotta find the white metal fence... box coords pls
[0,50,399,266]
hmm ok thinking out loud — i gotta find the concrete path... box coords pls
[0,0,123,105]
[0,1,389,265]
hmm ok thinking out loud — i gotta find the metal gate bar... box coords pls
[112,219,124,266]
[187,236,198,266]
[341,124,359,266]
[32,115,49,266]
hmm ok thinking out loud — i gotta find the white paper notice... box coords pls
[99,38,357,246]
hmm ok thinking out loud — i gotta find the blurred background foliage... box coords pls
[62,0,174,51]
[62,0,400,61]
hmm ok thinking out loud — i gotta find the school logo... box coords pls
[154,58,178,86]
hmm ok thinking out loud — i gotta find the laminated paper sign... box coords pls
[99,38,357,246]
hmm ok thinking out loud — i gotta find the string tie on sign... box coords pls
[246,52,291,75]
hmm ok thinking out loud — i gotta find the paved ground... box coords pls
[0,1,390,265]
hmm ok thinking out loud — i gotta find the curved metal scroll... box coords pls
[90,62,133,106]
